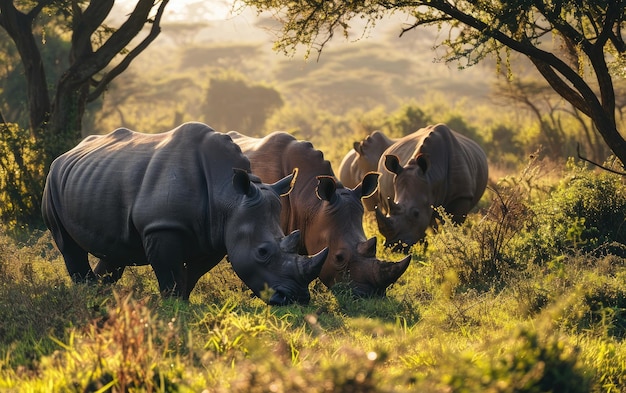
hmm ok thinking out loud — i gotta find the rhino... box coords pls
[338,130,396,189]
[338,130,397,211]
[42,122,328,305]
[375,123,488,251]
[228,131,410,297]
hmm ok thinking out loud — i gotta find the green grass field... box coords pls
[1,159,625,392]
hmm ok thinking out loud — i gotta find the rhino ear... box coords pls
[316,176,337,203]
[271,168,298,196]
[411,154,429,174]
[357,237,377,258]
[384,155,403,175]
[232,168,252,196]
[354,172,379,198]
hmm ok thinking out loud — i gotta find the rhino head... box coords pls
[312,173,410,297]
[376,154,434,252]
[225,169,328,305]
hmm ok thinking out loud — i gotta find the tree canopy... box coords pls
[242,0,626,165]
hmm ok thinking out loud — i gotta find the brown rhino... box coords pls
[42,122,328,305]
[228,131,410,297]
[375,123,488,251]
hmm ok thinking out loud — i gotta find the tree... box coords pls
[0,0,169,166]
[203,73,284,133]
[241,0,626,166]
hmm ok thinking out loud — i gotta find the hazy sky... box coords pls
[162,0,237,21]
[111,1,239,24]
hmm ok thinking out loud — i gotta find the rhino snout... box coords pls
[268,288,310,306]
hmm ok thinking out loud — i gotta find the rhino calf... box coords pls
[42,122,327,305]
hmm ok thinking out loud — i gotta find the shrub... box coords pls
[0,122,45,232]
[522,159,626,263]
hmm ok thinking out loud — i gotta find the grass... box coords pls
[1,160,626,392]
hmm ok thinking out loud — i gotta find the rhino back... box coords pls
[229,131,333,191]
[45,123,250,258]
[338,149,359,189]
[450,131,489,206]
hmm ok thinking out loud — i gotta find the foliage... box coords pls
[0,123,46,230]
[521,159,626,263]
[203,71,284,133]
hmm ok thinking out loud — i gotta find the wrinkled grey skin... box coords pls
[228,131,410,298]
[375,124,489,252]
[42,122,328,305]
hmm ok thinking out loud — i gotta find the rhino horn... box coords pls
[280,230,301,253]
[299,247,329,283]
[375,205,393,234]
[376,256,411,288]
[388,197,402,215]
[357,237,377,258]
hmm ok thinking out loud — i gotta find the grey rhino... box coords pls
[375,123,488,251]
[338,130,397,211]
[228,131,410,297]
[42,122,328,305]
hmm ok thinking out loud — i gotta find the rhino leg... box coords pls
[445,197,474,224]
[93,259,126,284]
[143,231,187,298]
[55,229,96,284]
[183,254,224,300]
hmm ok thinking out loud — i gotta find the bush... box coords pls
[0,122,45,232]
[522,159,626,263]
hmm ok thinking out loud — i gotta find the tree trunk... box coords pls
[591,108,626,168]
[0,1,51,135]
[45,75,90,167]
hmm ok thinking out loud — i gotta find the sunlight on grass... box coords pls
[1,162,626,391]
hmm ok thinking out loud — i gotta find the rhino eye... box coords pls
[411,208,420,219]
[334,252,348,269]
[255,242,275,264]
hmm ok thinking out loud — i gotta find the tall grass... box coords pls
[1,159,625,392]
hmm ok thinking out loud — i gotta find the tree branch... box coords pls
[88,0,169,102]
[399,16,453,37]
[577,143,626,175]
